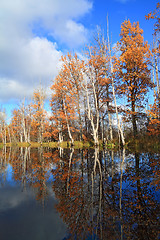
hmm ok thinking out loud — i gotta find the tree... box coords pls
[147,98,160,137]
[94,28,114,142]
[116,20,152,138]
[145,2,160,45]
[0,109,7,145]
[10,109,23,142]
[146,3,160,128]
[50,55,79,145]
[19,99,32,143]
[83,46,109,146]
[84,35,115,144]
[31,87,46,144]
[59,53,84,141]
[106,18,125,145]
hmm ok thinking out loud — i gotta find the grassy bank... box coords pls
[0,139,159,152]
[0,140,117,149]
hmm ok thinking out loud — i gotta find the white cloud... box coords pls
[0,0,92,102]
[0,184,67,240]
[21,37,62,82]
[0,78,33,101]
[0,38,62,102]
[52,20,89,48]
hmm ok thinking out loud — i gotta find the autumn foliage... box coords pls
[115,20,152,138]
[147,99,160,136]
[0,3,159,145]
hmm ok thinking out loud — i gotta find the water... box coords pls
[0,147,159,240]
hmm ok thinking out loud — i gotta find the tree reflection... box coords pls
[0,147,54,204]
[0,147,159,239]
[52,148,121,239]
[122,152,160,239]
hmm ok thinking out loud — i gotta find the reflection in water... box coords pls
[0,146,159,240]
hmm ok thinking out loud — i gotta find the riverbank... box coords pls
[0,138,159,152]
[0,140,116,149]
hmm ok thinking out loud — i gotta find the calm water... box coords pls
[0,147,159,240]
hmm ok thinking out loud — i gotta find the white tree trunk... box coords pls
[83,73,99,146]
[63,100,74,145]
[107,17,125,146]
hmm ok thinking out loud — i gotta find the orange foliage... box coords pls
[31,89,46,142]
[145,2,160,55]
[50,53,84,141]
[147,99,160,136]
[10,109,23,141]
[115,19,152,136]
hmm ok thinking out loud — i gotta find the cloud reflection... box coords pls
[0,185,67,240]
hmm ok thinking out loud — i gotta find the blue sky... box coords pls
[0,0,158,120]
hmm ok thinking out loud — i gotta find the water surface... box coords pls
[0,147,159,239]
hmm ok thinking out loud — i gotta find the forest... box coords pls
[0,3,159,148]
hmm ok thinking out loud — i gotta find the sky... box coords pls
[0,0,158,120]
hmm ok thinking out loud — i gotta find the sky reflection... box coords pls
[0,147,159,240]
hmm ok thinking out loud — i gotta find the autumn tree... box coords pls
[19,99,32,143]
[146,3,160,100]
[146,2,160,47]
[50,56,79,145]
[106,19,126,145]
[94,29,114,142]
[116,20,152,138]
[145,3,160,137]
[0,110,7,144]
[10,100,35,143]
[51,45,122,145]
[10,109,23,142]
[31,87,46,144]
[147,98,160,137]
[83,26,125,145]
[58,53,84,141]
[83,45,111,145]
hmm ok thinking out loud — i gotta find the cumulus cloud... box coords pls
[52,20,89,48]
[0,37,62,102]
[0,0,92,102]
[0,78,33,101]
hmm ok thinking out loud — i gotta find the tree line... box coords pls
[0,3,159,146]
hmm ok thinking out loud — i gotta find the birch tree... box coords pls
[83,46,108,146]
[50,58,78,145]
[106,18,126,145]
[31,87,46,144]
